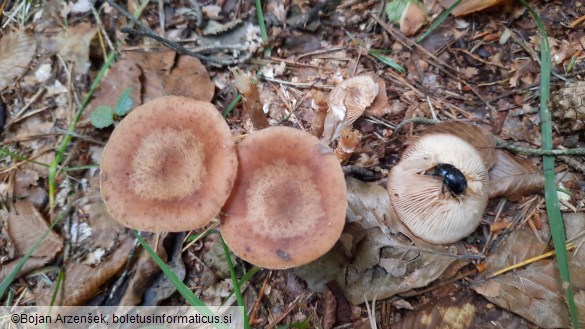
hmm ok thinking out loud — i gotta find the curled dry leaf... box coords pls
[473,213,585,328]
[0,200,63,281]
[41,22,97,74]
[364,76,394,117]
[488,150,545,200]
[323,74,379,142]
[0,30,37,90]
[420,121,498,169]
[294,177,458,305]
[395,293,531,329]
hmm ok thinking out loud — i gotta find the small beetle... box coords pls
[425,163,468,197]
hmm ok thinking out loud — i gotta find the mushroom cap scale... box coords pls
[221,126,347,269]
[100,96,237,232]
[388,133,488,244]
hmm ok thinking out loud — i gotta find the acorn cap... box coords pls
[100,96,237,232]
[388,133,489,244]
[220,126,347,269]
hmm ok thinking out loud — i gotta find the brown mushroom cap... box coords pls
[388,133,488,244]
[100,96,237,232]
[220,126,347,269]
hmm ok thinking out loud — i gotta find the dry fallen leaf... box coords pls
[41,22,97,74]
[438,0,510,16]
[488,150,545,200]
[295,177,458,305]
[38,237,134,305]
[395,293,531,329]
[473,213,585,328]
[0,200,63,281]
[0,30,37,90]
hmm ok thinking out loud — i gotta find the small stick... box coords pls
[248,271,272,325]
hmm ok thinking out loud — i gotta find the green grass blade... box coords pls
[523,2,579,328]
[132,231,229,329]
[369,50,405,73]
[0,210,66,299]
[218,234,250,329]
[0,147,50,168]
[255,0,270,58]
[48,52,117,212]
[223,94,242,118]
[416,0,462,43]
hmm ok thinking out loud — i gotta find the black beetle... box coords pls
[426,163,467,196]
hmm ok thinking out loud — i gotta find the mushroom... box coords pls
[388,133,488,244]
[220,126,347,269]
[100,96,238,232]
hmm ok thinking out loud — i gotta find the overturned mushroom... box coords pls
[221,126,347,269]
[100,96,237,232]
[388,133,489,244]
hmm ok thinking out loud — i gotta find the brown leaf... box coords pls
[0,200,63,281]
[37,237,134,305]
[85,59,142,119]
[364,77,395,117]
[395,293,531,329]
[420,122,498,169]
[400,1,427,36]
[0,30,37,90]
[41,23,97,74]
[295,177,457,305]
[472,213,585,328]
[161,55,215,102]
[119,234,167,305]
[488,150,544,200]
[321,287,337,329]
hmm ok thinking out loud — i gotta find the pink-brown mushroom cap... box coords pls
[100,96,237,232]
[221,126,347,269]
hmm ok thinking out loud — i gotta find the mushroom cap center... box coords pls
[130,128,206,201]
[245,159,325,240]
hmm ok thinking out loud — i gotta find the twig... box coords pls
[394,117,439,132]
[265,293,304,329]
[496,140,585,156]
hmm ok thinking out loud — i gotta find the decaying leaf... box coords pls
[552,80,585,129]
[295,177,459,305]
[119,234,167,306]
[0,200,63,281]
[321,287,337,329]
[143,233,186,306]
[161,55,215,102]
[420,122,498,169]
[87,53,215,119]
[396,293,531,329]
[363,77,394,117]
[472,213,585,328]
[488,150,545,200]
[323,74,379,142]
[0,30,37,90]
[37,237,133,305]
[41,22,97,74]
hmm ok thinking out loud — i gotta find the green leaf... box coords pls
[385,0,410,23]
[89,105,114,128]
[114,88,134,116]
